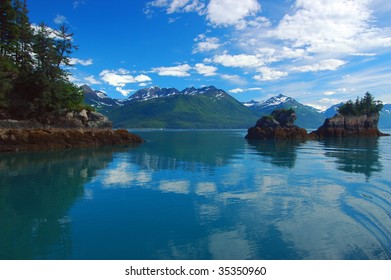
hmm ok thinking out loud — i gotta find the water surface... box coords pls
[1,130,390,259]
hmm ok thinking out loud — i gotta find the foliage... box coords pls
[0,0,84,117]
[338,92,384,116]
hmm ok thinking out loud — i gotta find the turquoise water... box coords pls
[0,129,390,260]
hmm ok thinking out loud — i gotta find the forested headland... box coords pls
[1,0,86,120]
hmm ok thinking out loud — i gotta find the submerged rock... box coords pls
[246,108,308,141]
[309,112,389,138]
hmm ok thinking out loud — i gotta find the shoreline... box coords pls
[0,127,144,152]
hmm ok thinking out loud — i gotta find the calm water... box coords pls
[1,129,390,260]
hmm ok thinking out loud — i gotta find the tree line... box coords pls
[338,92,383,116]
[0,0,84,119]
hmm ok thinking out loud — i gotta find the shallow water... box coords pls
[1,129,390,259]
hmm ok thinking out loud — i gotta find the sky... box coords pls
[27,0,391,110]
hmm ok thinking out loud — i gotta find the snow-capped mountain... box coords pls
[83,85,258,128]
[128,86,180,102]
[83,85,391,129]
[127,85,228,102]
[244,94,325,128]
[82,85,123,108]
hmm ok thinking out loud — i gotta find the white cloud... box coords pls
[100,69,152,96]
[69,58,93,66]
[193,35,221,53]
[253,67,288,81]
[208,53,264,68]
[100,69,152,87]
[84,75,101,85]
[147,0,205,15]
[290,59,346,73]
[194,63,218,76]
[229,87,262,93]
[116,87,135,97]
[271,0,391,54]
[54,15,67,25]
[206,0,261,28]
[324,91,336,96]
[220,74,247,85]
[151,64,192,77]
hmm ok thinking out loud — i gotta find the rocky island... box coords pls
[246,93,389,141]
[310,92,389,139]
[245,108,308,141]
[0,109,143,152]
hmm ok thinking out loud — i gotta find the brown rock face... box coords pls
[309,113,389,138]
[246,109,308,141]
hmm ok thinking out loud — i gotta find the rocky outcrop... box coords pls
[0,109,112,129]
[0,109,143,152]
[245,109,308,141]
[0,128,143,152]
[309,113,389,138]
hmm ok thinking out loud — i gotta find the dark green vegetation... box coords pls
[338,92,383,116]
[0,0,85,119]
[85,86,260,129]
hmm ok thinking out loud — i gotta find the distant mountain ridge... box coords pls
[243,94,325,128]
[83,85,259,129]
[83,85,391,129]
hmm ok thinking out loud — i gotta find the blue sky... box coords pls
[27,0,391,110]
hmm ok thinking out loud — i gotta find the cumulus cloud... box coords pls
[271,0,391,54]
[54,15,68,25]
[147,0,262,28]
[69,58,93,66]
[100,69,152,86]
[207,53,264,68]
[100,69,152,96]
[206,0,261,28]
[290,59,346,73]
[193,34,221,53]
[194,63,218,76]
[253,67,288,81]
[151,64,192,77]
[84,75,101,85]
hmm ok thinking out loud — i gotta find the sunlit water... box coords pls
[1,129,390,260]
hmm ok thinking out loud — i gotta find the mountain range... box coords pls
[83,85,391,129]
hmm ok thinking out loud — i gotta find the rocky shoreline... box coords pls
[0,110,143,152]
[0,128,143,152]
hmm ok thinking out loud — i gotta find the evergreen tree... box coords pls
[338,92,383,116]
[0,0,85,117]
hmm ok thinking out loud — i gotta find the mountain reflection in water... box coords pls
[0,130,390,259]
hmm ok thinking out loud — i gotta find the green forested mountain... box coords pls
[84,85,259,129]
[84,85,391,129]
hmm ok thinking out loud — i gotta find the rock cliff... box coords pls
[245,109,308,141]
[309,113,389,138]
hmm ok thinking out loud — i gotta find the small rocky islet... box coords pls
[0,109,143,152]
[246,93,389,140]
